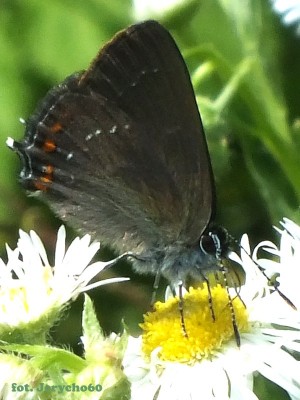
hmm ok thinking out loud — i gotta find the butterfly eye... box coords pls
[200,234,217,255]
[200,226,230,257]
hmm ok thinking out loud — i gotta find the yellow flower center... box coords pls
[141,284,249,364]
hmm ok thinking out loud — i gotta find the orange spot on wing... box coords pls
[44,165,54,174]
[34,174,53,191]
[40,175,52,184]
[42,140,56,152]
[50,122,63,133]
[34,181,48,191]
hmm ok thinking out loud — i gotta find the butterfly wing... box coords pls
[11,20,215,254]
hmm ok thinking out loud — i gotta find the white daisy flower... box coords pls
[0,226,128,342]
[124,222,300,400]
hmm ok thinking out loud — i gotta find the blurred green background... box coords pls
[0,1,299,398]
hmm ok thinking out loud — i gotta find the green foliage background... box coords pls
[0,1,299,399]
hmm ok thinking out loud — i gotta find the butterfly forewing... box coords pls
[81,21,216,244]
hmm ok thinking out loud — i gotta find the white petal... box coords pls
[55,225,66,266]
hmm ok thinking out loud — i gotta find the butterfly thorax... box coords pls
[132,225,230,284]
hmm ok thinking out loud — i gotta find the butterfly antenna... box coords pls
[227,268,247,309]
[211,232,241,347]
